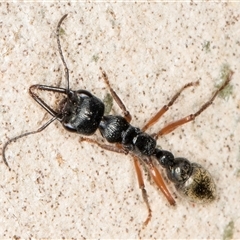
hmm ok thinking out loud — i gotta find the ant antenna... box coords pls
[56,14,69,94]
[2,117,57,170]
[2,15,69,170]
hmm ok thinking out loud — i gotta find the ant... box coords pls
[2,14,233,226]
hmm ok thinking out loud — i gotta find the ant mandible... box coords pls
[2,14,233,226]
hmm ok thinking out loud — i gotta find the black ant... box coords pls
[2,14,233,226]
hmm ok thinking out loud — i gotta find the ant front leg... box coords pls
[100,67,132,122]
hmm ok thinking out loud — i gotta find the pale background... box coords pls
[1,2,240,239]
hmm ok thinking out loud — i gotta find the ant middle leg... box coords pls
[79,136,161,226]
[79,137,128,154]
[142,81,199,132]
[100,67,132,122]
[156,70,234,137]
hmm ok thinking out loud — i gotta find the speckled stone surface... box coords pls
[1,3,240,239]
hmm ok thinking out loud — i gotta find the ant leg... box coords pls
[79,138,166,226]
[3,117,57,170]
[132,155,152,227]
[145,157,176,206]
[79,137,128,154]
[79,139,175,218]
[100,67,132,122]
[142,81,199,132]
[29,85,67,119]
[156,70,234,137]
[79,137,153,225]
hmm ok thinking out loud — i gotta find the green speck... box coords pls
[58,27,65,36]
[237,146,240,162]
[103,93,113,115]
[202,41,211,53]
[92,54,99,63]
[223,220,234,240]
[110,20,115,28]
[215,64,233,100]
[236,169,240,178]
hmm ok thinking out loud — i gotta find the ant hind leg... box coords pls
[156,70,234,137]
[142,81,199,132]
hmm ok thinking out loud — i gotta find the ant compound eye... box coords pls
[167,157,192,184]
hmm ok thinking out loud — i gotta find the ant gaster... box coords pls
[2,14,233,226]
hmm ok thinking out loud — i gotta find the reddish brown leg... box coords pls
[79,137,128,154]
[156,70,234,137]
[100,67,132,122]
[80,137,154,226]
[133,156,152,227]
[145,157,176,206]
[142,81,199,132]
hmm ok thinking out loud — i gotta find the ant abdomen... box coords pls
[174,162,217,203]
[155,151,216,203]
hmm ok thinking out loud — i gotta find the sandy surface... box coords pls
[1,2,240,239]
